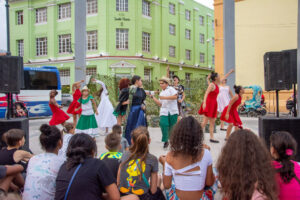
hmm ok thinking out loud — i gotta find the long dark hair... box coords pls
[217,130,278,200]
[210,72,218,82]
[131,75,141,85]
[170,116,203,161]
[233,85,243,94]
[66,133,97,170]
[270,131,299,183]
[39,124,62,152]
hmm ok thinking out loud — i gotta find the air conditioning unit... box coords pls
[153,56,159,60]
[194,64,200,67]
[180,61,185,65]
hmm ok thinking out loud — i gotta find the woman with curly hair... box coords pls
[114,78,131,125]
[270,131,300,200]
[217,129,278,200]
[159,116,216,200]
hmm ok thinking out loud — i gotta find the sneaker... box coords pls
[163,142,169,149]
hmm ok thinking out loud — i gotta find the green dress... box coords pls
[75,95,99,137]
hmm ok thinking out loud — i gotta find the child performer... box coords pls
[67,80,84,127]
[220,85,244,140]
[92,78,117,134]
[113,78,130,125]
[75,86,99,137]
[49,90,70,126]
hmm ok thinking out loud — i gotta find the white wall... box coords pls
[0,0,7,51]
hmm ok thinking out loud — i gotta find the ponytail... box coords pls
[233,85,243,94]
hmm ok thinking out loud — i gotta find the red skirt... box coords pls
[49,105,70,126]
[67,101,82,115]
[220,106,242,127]
[198,101,218,118]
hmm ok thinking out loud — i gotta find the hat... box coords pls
[159,76,170,85]
[81,86,90,92]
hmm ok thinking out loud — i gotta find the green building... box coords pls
[9,0,214,88]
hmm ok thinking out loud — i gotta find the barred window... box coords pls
[87,0,98,15]
[17,11,23,25]
[116,0,128,12]
[86,31,98,51]
[59,34,71,54]
[185,29,191,40]
[86,67,97,76]
[212,20,215,29]
[36,37,47,56]
[169,3,175,15]
[199,15,204,26]
[169,46,175,57]
[169,24,175,35]
[185,73,191,81]
[144,69,151,82]
[36,8,47,23]
[58,3,71,19]
[200,33,205,44]
[185,50,191,60]
[142,32,150,52]
[212,37,215,47]
[17,40,24,57]
[116,29,129,49]
[185,9,190,21]
[212,55,215,65]
[59,69,70,86]
[142,0,150,17]
[200,53,205,63]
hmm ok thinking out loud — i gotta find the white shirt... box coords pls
[159,86,179,116]
[23,153,65,200]
[58,133,73,161]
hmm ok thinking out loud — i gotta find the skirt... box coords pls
[75,114,99,137]
[95,97,117,129]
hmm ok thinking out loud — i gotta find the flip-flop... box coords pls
[220,128,227,131]
[210,139,219,143]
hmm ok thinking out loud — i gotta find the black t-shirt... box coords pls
[55,158,115,200]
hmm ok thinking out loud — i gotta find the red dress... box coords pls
[67,89,82,115]
[220,95,242,127]
[198,83,219,118]
[49,104,70,126]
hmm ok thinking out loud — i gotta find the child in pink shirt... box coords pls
[270,131,300,200]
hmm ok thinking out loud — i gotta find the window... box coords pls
[200,33,205,44]
[212,55,215,65]
[185,29,191,40]
[86,67,97,82]
[116,0,128,12]
[185,50,191,60]
[144,69,151,82]
[58,3,71,19]
[36,37,47,56]
[87,0,98,15]
[142,32,150,52]
[59,69,70,86]
[212,20,215,30]
[212,37,215,47]
[87,31,98,51]
[59,34,71,54]
[169,3,175,15]
[169,24,175,35]
[200,53,205,63]
[185,10,190,21]
[24,71,58,90]
[17,40,24,57]
[36,8,47,23]
[169,71,175,79]
[116,29,129,49]
[142,0,150,17]
[169,46,175,57]
[185,73,191,81]
[17,11,23,25]
[199,15,204,26]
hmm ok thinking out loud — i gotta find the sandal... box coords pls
[209,139,220,143]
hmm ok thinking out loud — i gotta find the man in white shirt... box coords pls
[151,76,178,148]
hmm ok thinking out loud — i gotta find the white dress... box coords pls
[95,80,117,130]
[217,86,231,113]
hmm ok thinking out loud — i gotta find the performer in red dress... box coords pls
[67,80,84,127]
[49,90,69,126]
[221,85,244,140]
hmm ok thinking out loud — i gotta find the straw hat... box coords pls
[159,76,170,85]
[81,86,90,92]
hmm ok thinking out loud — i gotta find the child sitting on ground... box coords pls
[0,165,24,193]
[270,131,300,200]
[58,122,75,160]
[112,124,129,153]
[100,132,123,180]
[0,129,32,166]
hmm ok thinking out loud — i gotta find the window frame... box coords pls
[169,24,176,35]
[185,29,191,40]
[200,53,205,63]
[185,49,191,61]
[200,33,205,44]
[169,3,175,15]
[58,3,71,20]
[87,0,98,15]
[86,30,98,51]
[35,7,47,24]
[58,34,71,54]
[212,55,215,65]
[116,0,128,12]
[142,0,151,17]
[169,46,176,57]
[36,37,47,56]
[185,9,191,21]
[17,40,24,57]
[142,32,150,52]
[116,29,129,50]
[17,10,23,25]
[199,15,204,26]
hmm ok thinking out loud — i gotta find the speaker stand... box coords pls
[276,90,279,117]
[293,84,297,117]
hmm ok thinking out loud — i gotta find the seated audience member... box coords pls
[58,123,75,160]
[270,131,300,200]
[15,104,26,118]
[217,129,278,200]
[100,133,122,180]
[0,129,32,166]
[23,124,64,200]
[159,116,215,200]
[0,165,24,193]
[112,124,129,153]
[118,127,164,200]
[55,133,121,200]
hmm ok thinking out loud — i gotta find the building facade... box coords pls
[9,0,215,88]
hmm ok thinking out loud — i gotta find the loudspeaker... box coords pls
[0,118,29,151]
[0,56,24,93]
[282,49,297,84]
[259,116,300,162]
[264,52,292,91]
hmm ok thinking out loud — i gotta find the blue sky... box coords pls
[0,0,214,51]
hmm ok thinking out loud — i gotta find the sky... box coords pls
[0,0,214,51]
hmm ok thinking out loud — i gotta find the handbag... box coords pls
[64,164,82,200]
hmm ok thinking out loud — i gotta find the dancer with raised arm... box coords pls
[49,90,70,126]
[67,80,84,127]
[92,78,117,134]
